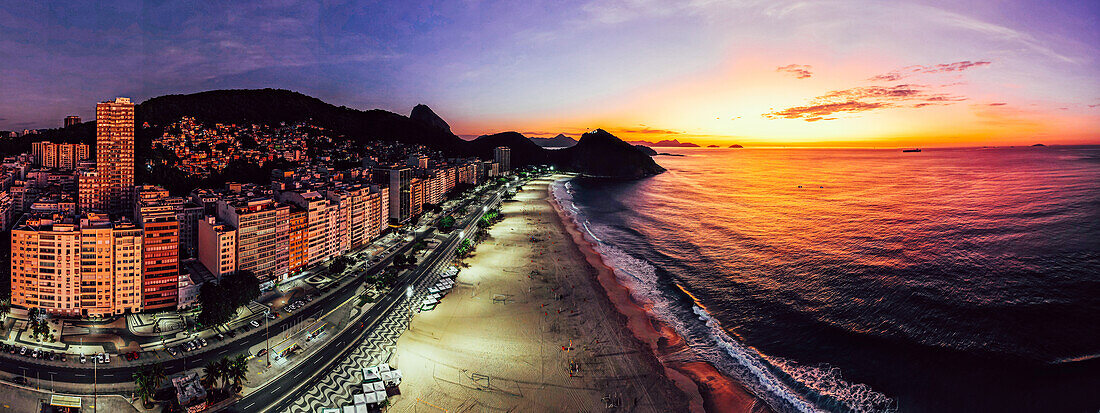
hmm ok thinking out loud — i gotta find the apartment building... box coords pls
[197,216,236,280]
[9,213,143,317]
[216,196,288,285]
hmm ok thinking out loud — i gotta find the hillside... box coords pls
[9,89,664,180]
[529,134,577,148]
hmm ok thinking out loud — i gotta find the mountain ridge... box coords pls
[18,89,663,179]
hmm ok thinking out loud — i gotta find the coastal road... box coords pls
[222,186,507,413]
[0,183,505,391]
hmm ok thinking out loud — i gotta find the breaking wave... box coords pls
[551,178,897,413]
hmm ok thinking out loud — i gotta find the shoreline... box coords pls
[388,175,688,412]
[549,175,772,413]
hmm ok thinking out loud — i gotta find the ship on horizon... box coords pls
[903,148,922,153]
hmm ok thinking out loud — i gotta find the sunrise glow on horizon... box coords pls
[1,0,1097,147]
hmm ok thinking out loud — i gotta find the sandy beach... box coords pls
[388,174,768,412]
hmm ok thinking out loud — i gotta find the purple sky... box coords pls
[1,0,1097,144]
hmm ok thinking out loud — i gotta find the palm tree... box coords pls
[215,356,233,390]
[148,363,167,389]
[227,354,249,393]
[133,371,156,408]
[201,360,220,390]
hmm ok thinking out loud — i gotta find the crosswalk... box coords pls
[282,274,436,413]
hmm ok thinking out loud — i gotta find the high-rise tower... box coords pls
[96,97,135,217]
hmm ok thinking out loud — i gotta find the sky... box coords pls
[1,0,1097,147]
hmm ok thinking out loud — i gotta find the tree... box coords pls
[228,354,249,393]
[329,259,347,274]
[438,215,456,232]
[199,270,263,327]
[133,370,157,408]
[222,270,261,309]
[197,283,234,327]
[201,360,221,390]
[149,363,167,389]
[215,356,233,390]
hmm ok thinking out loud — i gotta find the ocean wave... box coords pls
[551,177,898,413]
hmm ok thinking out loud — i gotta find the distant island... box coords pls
[1032,143,1046,147]
[627,139,700,147]
[707,145,719,148]
[729,144,743,148]
[529,134,578,148]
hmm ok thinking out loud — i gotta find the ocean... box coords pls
[551,146,1100,413]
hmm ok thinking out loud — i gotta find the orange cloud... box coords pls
[776,64,813,79]
[869,60,991,81]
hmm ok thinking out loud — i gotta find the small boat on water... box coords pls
[903,148,921,153]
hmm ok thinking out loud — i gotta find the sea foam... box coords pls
[551,178,898,413]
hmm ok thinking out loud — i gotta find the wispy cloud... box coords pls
[777,64,812,79]
[869,60,991,82]
[765,84,967,121]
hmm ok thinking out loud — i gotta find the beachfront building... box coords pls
[136,200,180,311]
[277,190,334,267]
[9,213,143,317]
[216,196,289,286]
[287,207,308,274]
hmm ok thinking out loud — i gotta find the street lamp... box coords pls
[264,309,272,366]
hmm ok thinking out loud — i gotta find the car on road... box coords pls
[226,330,237,338]
[166,347,178,356]
[266,312,277,320]
[79,354,86,364]
[250,320,261,328]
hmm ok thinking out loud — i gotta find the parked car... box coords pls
[12,376,27,385]
[166,347,178,357]
[216,334,226,341]
[200,338,208,347]
[79,354,87,364]
[60,353,67,362]
[250,320,261,328]
[256,348,268,358]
